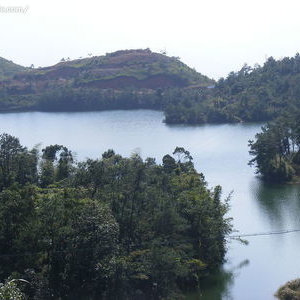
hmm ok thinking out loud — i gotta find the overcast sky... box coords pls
[1,0,300,79]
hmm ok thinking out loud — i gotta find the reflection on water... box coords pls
[186,260,250,300]
[252,179,300,230]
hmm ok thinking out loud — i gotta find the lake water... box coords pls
[1,110,299,300]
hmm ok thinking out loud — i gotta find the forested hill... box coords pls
[0,57,26,80]
[2,50,300,122]
[165,54,300,124]
[16,49,212,88]
[0,49,213,111]
[215,54,300,121]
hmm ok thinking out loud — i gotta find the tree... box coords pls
[249,114,300,182]
[162,154,176,173]
[173,147,193,163]
[0,133,37,190]
[0,185,38,278]
[0,136,233,299]
[40,145,74,184]
[56,147,74,181]
[62,200,119,298]
[39,159,55,187]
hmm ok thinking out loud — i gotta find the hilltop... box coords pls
[0,57,27,80]
[18,49,212,88]
[0,49,213,111]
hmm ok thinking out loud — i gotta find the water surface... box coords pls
[1,110,299,299]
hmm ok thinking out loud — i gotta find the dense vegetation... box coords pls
[248,112,300,182]
[0,49,212,112]
[165,54,300,124]
[2,50,300,126]
[0,134,232,299]
[0,58,26,81]
[275,278,300,300]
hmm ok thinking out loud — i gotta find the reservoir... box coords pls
[0,110,299,300]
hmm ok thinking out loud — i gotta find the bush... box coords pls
[276,279,300,300]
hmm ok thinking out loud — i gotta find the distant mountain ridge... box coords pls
[11,49,213,89]
[0,49,213,111]
[3,50,300,124]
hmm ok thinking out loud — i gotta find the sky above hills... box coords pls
[1,0,300,79]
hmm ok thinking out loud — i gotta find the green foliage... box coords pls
[0,133,38,190]
[0,57,26,80]
[0,185,38,279]
[249,113,300,182]
[2,52,300,125]
[0,134,232,299]
[40,145,74,186]
[165,53,300,124]
[0,49,213,114]
[39,160,55,187]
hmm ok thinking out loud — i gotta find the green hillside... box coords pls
[2,50,300,123]
[164,53,300,124]
[30,49,212,88]
[0,49,213,111]
[0,57,26,80]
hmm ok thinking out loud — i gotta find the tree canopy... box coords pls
[0,133,232,299]
[249,113,300,182]
[165,53,300,124]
